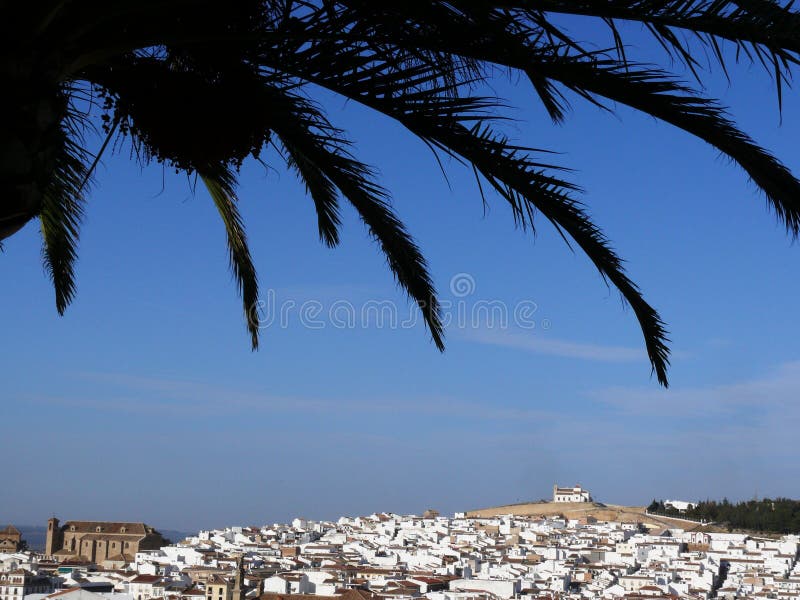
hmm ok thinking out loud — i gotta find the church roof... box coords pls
[1,525,21,536]
[104,553,134,563]
[62,522,151,535]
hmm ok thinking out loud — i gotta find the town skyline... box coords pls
[4,14,800,536]
[6,484,799,535]
[4,502,800,600]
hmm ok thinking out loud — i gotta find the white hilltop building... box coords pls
[664,499,699,512]
[553,484,592,503]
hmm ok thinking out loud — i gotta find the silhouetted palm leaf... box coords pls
[4,0,800,385]
[200,165,261,350]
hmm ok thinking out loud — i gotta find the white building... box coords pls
[664,500,698,512]
[261,574,310,595]
[552,485,592,503]
[449,579,519,599]
[127,575,163,600]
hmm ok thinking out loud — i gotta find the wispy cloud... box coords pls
[22,371,557,422]
[11,361,800,517]
[591,359,800,419]
[458,326,645,362]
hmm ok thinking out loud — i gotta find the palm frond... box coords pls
[262,47,670,383]
[277,139,342,247]
[530,55,800,235]
[200,166,260,350]
[320,8,800,236]
[11,0,800,385]
[521,1,800,77]
[453,123,671,387]
[261,86,445,350]
[39,132,89,314]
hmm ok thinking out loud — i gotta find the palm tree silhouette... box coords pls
[3,1,800,386]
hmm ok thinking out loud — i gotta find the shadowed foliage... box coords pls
[3,1,800,386]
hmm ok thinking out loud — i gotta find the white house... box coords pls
[552,485,592,503]
[449,579,519,599]
[261,574,310,595]
[28,591,133,600]
[664,500,698,512]
[127,576,163,600]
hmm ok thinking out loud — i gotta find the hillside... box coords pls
[649,498,800,534]
[465,501,719,532]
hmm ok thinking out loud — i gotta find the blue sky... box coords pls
[2,20,800,531]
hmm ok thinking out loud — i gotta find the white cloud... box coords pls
[25,371,556,422]
[458,326,646,362]
[591,359,800,418]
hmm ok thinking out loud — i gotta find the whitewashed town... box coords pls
[2,486,800,600]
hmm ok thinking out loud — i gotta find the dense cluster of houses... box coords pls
[2,512,799,600]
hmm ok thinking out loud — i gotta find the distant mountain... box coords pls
[159,529,195,544]
[10,526,194,552]
[9,526,46,552]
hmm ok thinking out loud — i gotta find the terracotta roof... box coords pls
[260,590,377,600]
[79,534,132,542]
[103,553,134,563]
[62,521,153,535]
[1,525,21,536]
[131,575,164,584]
[182,588,207,597]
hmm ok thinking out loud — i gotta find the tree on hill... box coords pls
[4,1,800,386]
[651,497,800,533]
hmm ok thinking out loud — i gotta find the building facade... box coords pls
[0,526,22,552]
[45,518,168,564]
[664,499,698,512]
[552,484,592,503]
[206,558,248,600]
[128,574,164,600]
[0,569,53,600]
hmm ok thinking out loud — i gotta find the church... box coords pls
[45,518,168,565]
[552,484,592,503]
[0,525,23,552]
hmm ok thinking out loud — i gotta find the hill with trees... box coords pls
[648,498,800,534]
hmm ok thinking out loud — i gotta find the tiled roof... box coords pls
[62,522,152,535]
[130,575,164,584]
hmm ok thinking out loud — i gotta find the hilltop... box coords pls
[465,501,720,532]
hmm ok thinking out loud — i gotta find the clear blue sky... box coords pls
[2,20,800,531]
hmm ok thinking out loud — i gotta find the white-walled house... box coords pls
[261,574,310,595]
[664,500,698,512]
[302,572,337,596]
[449,579,519,599]
[127,576,163,600]
[552,485,592,503]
